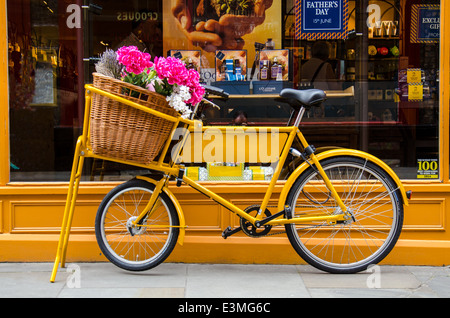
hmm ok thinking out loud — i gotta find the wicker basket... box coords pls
[90,73,178,165]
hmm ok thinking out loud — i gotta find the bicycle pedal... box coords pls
[222,226,241,239]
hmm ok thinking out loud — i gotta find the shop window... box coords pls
[8,0,163,181]
[7,0,441,182]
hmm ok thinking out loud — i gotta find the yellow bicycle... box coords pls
[51,84,411,282]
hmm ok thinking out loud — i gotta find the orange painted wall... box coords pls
[1,1,450,266]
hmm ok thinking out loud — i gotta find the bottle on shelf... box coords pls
[234,59,241,76]
[220,62,227,81]
[234,59,244,81]
[265,38,275,50]
[260,60,269,80]
[186,58,195,70]
[271,57,280,80]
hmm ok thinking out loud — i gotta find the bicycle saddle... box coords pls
[279,89,326,108]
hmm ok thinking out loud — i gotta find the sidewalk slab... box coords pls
[0,270,66,298]
[0,263,449,298]
[185,264,309,298]
[298,265,421,289]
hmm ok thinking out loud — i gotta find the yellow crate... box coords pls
[248,166,264,180]
[207,163,244,181]
[185,167,199,181]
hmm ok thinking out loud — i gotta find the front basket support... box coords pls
[50,138,85,283]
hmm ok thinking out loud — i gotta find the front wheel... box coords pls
[285,156,403,274]
[95,179,179,271]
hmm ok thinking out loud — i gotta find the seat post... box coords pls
[293,107,306,127]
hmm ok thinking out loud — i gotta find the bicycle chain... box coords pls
[240,204,321,238]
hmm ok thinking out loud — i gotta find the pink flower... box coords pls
[117,46,153,75]
[183,69,204,105]
[154,56,189,87]
[187,84,205,105]
[185,69,200,87]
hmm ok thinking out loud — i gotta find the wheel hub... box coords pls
[126,216,146,236]
[334,208,356,225]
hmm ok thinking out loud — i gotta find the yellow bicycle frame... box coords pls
[51,84,409,282]
[277,147,410,214]
[176,127,409,228]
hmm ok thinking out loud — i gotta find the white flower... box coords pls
[181,109,192,119]
[173,85,191,101]
[165,84,193,118]
[166,87,192,118]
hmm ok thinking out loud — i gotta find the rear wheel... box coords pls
[95,179,179,271]
[285,156,403,274]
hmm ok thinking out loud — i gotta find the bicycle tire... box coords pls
[285,156,403,274]
[95,179,179,271]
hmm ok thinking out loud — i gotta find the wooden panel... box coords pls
[179,199,222,233]
[0,183,449,265]
[403,198,446,231]
[10,200,99,234]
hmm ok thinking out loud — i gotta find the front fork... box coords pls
[131,176,168,228]
[308,153,349,214]
[293,133,352,222]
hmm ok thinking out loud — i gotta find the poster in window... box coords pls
[294,0,349,40]
[168,50,202,73]
[162,1,281,74]
[215,50,247,81]
[411,4,440,43]
[417,159,439,179]
[31,62,57,106]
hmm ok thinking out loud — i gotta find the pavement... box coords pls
[0,262,449,299]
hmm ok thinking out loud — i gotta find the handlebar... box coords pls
[203,84,230,99]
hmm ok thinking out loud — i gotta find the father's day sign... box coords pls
[295,0,349,40]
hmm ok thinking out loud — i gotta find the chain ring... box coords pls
[237,204,330,238]
[240,205,273,238]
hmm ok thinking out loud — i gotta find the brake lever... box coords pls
[202,98,221,110]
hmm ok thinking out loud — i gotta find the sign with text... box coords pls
[417,159,439,179]
[295,0,349,40]
[408,83,423,102]
[407,68,422,83]
[407,68,423,101]
[411,4,440,43]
